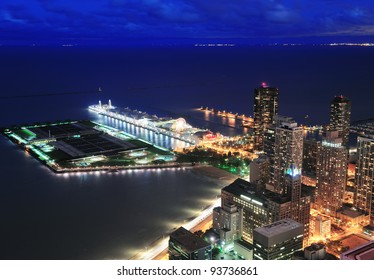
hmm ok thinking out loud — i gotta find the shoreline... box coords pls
[129,166,238,260]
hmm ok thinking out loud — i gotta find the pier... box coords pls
[89,101,209,149]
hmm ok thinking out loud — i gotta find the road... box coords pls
[130,198,220,260]
[153,213,214,260]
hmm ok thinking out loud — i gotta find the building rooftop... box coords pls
[337,207,365,219]
[358,135,374,142]
[223,178,310,206]
[332,95,351,104]
[254,218,303,239]
[340,241,374,260]
[252,155,268,164]
[256,83,278,91]
[263,190,290,204]
[314,215,330,222]
[274,115,295,124]
[305,243,325,252]
[222,179,266,205]
[170,227,211,252]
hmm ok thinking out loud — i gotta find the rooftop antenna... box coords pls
[108,99,112,108]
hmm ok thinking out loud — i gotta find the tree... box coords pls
[212,247,220,257]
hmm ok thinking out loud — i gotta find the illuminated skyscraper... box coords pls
[330,96,351,147]
[253,83,279,151]
[354,136,374,233]
[315,131,348,214]
[285,164,302,219]
[273,119,303,195]
[284,163,310,246]
[264,126,276,186]
[249,155,269,191]
[272,118,310,244]
[302,139,321,187]
[264,116,295,187]
[302,139,319,175]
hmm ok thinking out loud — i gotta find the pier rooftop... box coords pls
[2,120,175,173]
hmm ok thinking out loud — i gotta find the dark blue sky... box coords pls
[1,0,374,45]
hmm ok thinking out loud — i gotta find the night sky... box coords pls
[1,0,374,45]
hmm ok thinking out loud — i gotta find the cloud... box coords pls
[140,0,200,22]
[265,4,299,23]
[1,0,374,43]
[124,22,142,31]
[1,10,27,24]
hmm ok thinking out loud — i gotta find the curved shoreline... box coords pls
[129,166,238,260]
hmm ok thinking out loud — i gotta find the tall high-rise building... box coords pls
[253,83,279,151]
[263,116,310,245]
[264,116,296,187]
[354,136,374,232]
[253,218,303,260]
[284,163,310,245]
[302,139,319,175]
[302,139,321,186]
[330,95,351,147]
[285,164,302,220]
[273,119,304,195]
[315,131,348,214]
[264,126,276,186]
[249,155,269,191]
